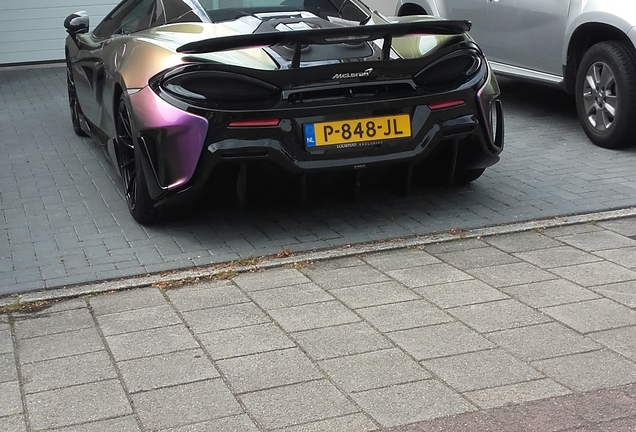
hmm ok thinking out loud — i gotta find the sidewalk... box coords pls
[1,217,636,431]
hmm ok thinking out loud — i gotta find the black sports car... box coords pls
[64,0,504,223]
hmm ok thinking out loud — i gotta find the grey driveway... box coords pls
[1,65,636,295]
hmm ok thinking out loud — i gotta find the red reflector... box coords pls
[228,119,280,128]
[428,100,466,110]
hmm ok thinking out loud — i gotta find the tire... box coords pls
[115,96,162,224]
[453,168,485,185]
[575,41,636,149]
[66,65,88,137]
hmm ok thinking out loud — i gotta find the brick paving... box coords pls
[1,219,635,431]
[2,66,636,295]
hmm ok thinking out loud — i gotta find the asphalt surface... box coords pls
[1,218,636,431]
[2,65,636,296]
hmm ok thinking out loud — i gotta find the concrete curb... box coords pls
[2,206,635,308]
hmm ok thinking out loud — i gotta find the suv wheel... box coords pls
[575,41,636,149]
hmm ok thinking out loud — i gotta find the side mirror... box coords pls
[64,11,89,35]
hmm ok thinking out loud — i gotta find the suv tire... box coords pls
[575,41,636,149]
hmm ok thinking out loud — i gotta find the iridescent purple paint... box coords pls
[129,87,208,190]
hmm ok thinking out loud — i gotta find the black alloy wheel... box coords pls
[575,41,636,149]
[66,65,88,137]
[115,97,160,224]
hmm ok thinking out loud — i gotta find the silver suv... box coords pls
[394,0,636,149]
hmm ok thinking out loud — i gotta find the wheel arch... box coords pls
[111,83,125,164]
[564,23,631,94]
[397,2,429,16]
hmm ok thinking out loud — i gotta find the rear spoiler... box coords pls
[177,20,472,68]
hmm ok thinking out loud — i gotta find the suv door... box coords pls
[478,0,570,76]
[439,0,488,47]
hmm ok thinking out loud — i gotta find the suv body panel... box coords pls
[395,0,636,88]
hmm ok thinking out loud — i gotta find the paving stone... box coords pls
[487,322,601,361]
[351,380,475,428]
[598,218,636,237]
[388,322,495,360]
[488,398,585,432]
[0,381,22,417]
[551,261,636,287]
[319,348,431,393]
[386,263,473,288]
[501,279,600,308]
[182,303,269,334]
[362,248,440,271]
[557,230,636,251]
[118,348,219,393]
[415,279,509,309]
[26,380,131,430]
[464,379,571,409]
[0,352,17,383]
[165,281,249,311]
[198,323,296,360]
[0,330,13,354]
[598,416,636,432]
[558,388,636,424]
[105,325,198,361]
[330,281,420,309]
[27,297,87,315]
[293,322,393,360]
[467,263,556,288]
[425,239,488,255]
[448,299,552,333]
[273,413,377,432]
[356,299,453,332]
[514,246,603,269]
[165,415,259,432]
[484,231,562,253]
[217,348,322,393]
[131,379,242,430]
[593,247,636,269]
[13,308,94,340]
[588,326,636,362]
[591,281,636,308]
[532,350,636,392]
[387,409,511,432]
[434,246,520,270]
[98,304,181,336]
[233,268,311,292]
[542,224,604,238]
[21,350,115,394]
[0,415,26,432]
[542,299,636,333]
[48,416,141,432]
[302,264,390,290]
[89,288,167,316]
[423,348,543,392]
[239,380,358,430]
[268,300,360,332]
[248,283,333,310]
[18,327,104,364]
[301,257,366,272]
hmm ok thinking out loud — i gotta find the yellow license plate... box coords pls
[304,114,411,148]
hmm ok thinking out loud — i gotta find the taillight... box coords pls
[414,49,483,88]
[428,100,466,110]
[229,119,280,128]
[161,71,280,109]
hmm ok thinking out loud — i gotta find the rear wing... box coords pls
[177,20,472,68]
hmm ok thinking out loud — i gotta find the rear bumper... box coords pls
[131,69,503,207]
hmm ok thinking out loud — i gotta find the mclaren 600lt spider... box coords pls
[64,0,503,223]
